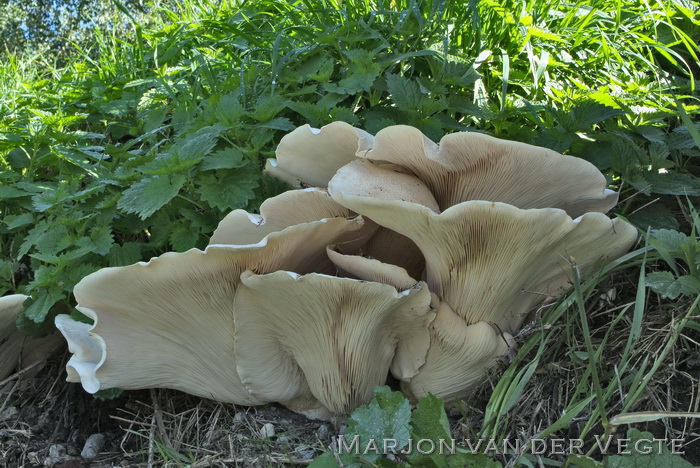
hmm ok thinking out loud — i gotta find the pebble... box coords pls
[0,406,18,421]
[316,424,331,440]
[260,422,275,438]
[81,433,106,459]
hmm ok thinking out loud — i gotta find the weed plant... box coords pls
[0,0,698,466]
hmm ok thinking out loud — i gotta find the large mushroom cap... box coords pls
[264,122,372,188]
[329,173,638,333]
[357,125,618,216]
[232,270,434,419]
[55,215,368,404]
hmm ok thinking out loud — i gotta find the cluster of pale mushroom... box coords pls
[54,122,638,420]
[0,294,62,381]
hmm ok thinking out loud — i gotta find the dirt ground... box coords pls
[3,341,699,467]
[0,345,333,467]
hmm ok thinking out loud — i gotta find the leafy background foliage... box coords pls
[0,0,699,465]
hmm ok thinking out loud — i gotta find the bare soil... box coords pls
[1,345,332,467]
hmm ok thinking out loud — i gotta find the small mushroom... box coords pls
[55,215,367,404]
[264,122,372,188]
[232,270,434,419]
[210,188,355,246]
[357,125,618,216]
[326,244,418,291]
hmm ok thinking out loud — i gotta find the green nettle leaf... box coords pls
[386,74,445,115]
[200,147,246,171]
[6,147,31,169]
[646,271,683,299]
[650,229,689,254]
[568,100,624,129]
[22,287,66,323]
[409,394,451,442]
[117,173,187,219]
[19,220,69,259]
[108,242,143,267]
[2,213,35,231]
[605,429,693,468]
[174,125,225,161]
[344,386,412,462]
[197,170,258,211]
[82,225,115,256]
[259,117,296,131]
[169,224,201,251]
[0,185,32,199]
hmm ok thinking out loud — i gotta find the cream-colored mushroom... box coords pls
[1,294,29,379]
[357,125,618,216]
[232,270,434,419]
[0,294,62,380]
[327,244,418,291]
[404,302,514,401]
[210,188,356,246]
[264,121,372,188]
[54,215,368,405]
[329,169,638,334]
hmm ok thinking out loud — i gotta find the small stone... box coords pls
[295,447,316,459]
[278,436,290,444]
[260,423,275,438]
[233,412,246,423]
[316,424,331,440]
[81,433,106,459]
[49,444,66,459]
[0,406,18,421]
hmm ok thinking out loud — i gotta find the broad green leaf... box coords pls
[344,386,412,461]
[197,170,258,211]
[174,125,224,161]
[22,288,66,322]
[108,242,143,267]
[6,148,30,169]
[200,147,246,171]
[2,213,35,231]
[117,174,187,219]
[169,224,201,251]
[410,394,451,442]
[569,100,624,129]
[0,185,32,199]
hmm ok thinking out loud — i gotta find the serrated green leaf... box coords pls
[200,147,246,171]
[174,125,224,161]
[569,100,624,129]
[19,220,68,259]
[410,394,451,442]
[344,386,412,462]
[259,117,295,131]
[646,271,683,299]
[6,148,30,169]
[3,213,35,231]
[169,224,200,251]
[117,174,186,219]
[197,170,258,211]
[22,288,66,322]
[649,229,689,253]
[0,185,32,199]
[108,242,143,267]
